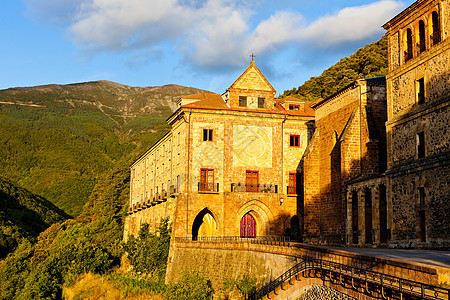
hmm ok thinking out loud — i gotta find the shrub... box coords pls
[165,271,212,300]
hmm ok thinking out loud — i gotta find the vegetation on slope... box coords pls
[0,164,130,299]
[0,176,69,259]
[0,81,205,216]
[282,35,387,101]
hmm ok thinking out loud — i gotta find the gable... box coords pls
[230,62,275,92]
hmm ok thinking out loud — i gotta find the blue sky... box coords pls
[1,0,414,95]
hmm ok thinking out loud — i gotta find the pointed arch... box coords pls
[192,208,218,240]
[237,199,273,236]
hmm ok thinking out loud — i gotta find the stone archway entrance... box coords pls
[240,212,256,238]
[192,208,218,240]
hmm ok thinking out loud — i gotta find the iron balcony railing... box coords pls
[249,258,450,300]
[231,183,278,193]
[287,186,297,195]
[198,182,219,192]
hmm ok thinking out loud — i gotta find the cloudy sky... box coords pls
[1,0,414,94]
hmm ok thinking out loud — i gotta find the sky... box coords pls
[1,0,415,95]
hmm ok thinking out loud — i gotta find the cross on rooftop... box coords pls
[250,53,255,61]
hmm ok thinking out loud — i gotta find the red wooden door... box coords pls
[240,213,256,238]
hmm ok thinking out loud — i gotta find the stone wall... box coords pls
[301,79,387,243]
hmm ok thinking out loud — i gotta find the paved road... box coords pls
[329,246,450,268]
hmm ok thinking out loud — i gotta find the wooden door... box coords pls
[240,213,256,238]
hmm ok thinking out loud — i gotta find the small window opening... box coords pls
[258,97,265,109]
[239,96,247,107]
[290,135,300,147]
[416,78,425,104]
[203,129,213,141]
[417,131,425,158]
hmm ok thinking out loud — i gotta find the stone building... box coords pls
[124,61,315,240]
[383,0,450,248]
[300,78,388,245]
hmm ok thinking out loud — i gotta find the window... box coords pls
[417,131,425,158]
[203,129,213,141]
[418,20,426,53]
[405,28,413,62]
[258,97,265,109]
[288,173,296,194]
[200,169,214,191]
[246,170,259,192]
[239,96,247,107]
[432,11,441,45]
[416,78,425,104]
[418,187,425,206]
[290,135,300,147]
[289,105,300,111]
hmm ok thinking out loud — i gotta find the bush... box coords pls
[165,271,212,300]
[222,274,257,299]
[123,218,171,279]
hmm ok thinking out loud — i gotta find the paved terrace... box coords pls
[328,246,450,269]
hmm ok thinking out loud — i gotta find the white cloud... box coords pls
[26,0,405,68]
[302,1,404,46]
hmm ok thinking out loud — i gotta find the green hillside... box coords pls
[282,35,387,101]
[0,81,206,216]
[0,176,69,259]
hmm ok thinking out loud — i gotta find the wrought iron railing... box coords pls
[287,186,297,195]
[249,258,450,300]
[175,235,291,246]
[231,183,278,193]
[198,182,219,192]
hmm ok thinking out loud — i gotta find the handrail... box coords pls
[249,258,450,300]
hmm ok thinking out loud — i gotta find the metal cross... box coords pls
[250,53,255,61]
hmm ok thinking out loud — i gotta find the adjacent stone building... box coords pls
[300,78,388,245]
[383,0,450,248]
[124,61,314,240]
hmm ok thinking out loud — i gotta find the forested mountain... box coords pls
[282,35,387,101]
[0,81,206,216]
[0,176,69,259]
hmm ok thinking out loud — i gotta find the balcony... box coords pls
[231,183,278,193]
[198,182,219,193]
[287,186,297,195]
[169,185,178,197]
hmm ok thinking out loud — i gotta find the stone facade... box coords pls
[383,0,450,248]
[300,78,387,244]
[124,61,314,241]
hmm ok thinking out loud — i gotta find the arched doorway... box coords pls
[240,212,256,238]
[192,208,217,240]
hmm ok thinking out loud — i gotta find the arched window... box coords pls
[419,20,426,53]
[432,11,441,45]
[405,28,413,62]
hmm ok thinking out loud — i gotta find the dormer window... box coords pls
[239,96,247,107]
[258,97,265,109]
[289,105,300,111]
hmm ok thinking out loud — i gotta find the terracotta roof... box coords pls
[180,92,229,109]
